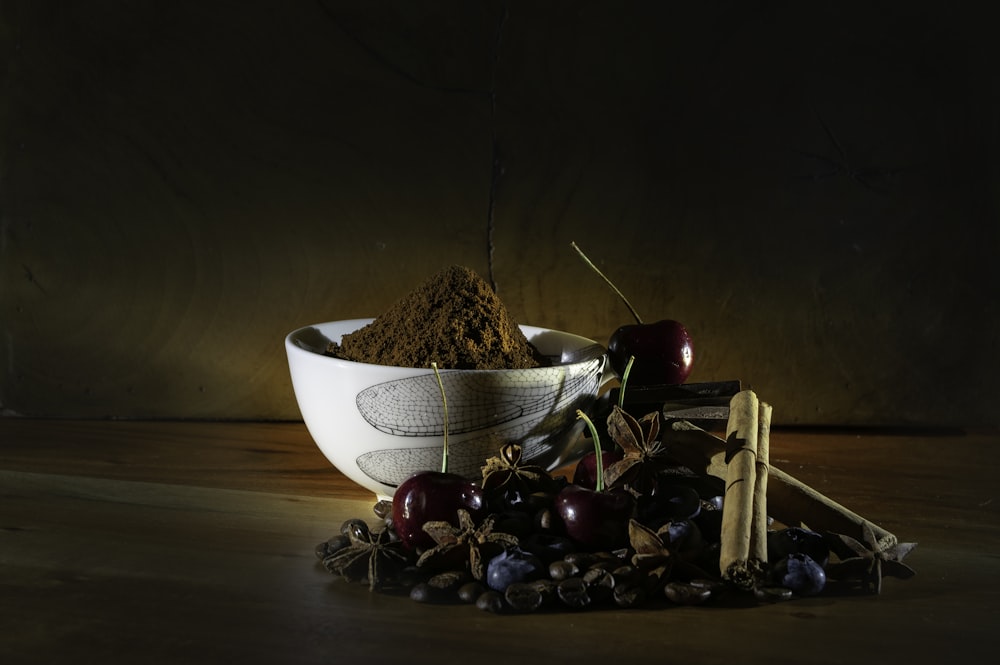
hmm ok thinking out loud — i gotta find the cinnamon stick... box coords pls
[719,390,761,589]
[666,419,898,548]
[750,402,772,570]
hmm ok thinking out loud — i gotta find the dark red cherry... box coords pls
[608,319,693,386]
[572,448,624,490]
[391,471,486,551]
[553,484,634,551]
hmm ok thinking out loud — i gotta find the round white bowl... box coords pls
[285,319,608,500]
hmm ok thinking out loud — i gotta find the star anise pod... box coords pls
[628,519,713,591]
[629,518,675,588]
[321,520,410,591]
[825,522,917,594]
[604,405,672,494]
[481,443,558,497]
[416,509,519,580]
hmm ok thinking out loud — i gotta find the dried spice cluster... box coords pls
[326,266,543,370]
[315,398,917,614]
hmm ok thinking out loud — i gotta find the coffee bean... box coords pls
[409,582,436,603]
[688,577,726,599]
[340,518,369,540]
[505,582,544,612]
[315,534,350,560]
[557,577,592,609]
[563,552,597,569]
[372,500,393,520]
[476,590,506,613]
[582,568,615,604]
[535,507,559,532]
[530,578,559,607]
[611,564,640,587]
[614,583,646,608]
[549,559,579,580]
[754,586,794,603]
[396,565,424,587]
[458,581,487,603]
[664,582,712,605]
[428,570,470,594]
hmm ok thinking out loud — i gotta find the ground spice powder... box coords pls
[328,265,543,369]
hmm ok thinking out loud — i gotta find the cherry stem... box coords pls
[570,241,643,324]
[431,362,449,473]
[617,355,636,409]
[576,409,604,492]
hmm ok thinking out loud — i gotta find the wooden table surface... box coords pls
[1,418,997,664]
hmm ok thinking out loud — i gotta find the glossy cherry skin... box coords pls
[391,471,487,551]
[607,319,694,386]
[553,484,634,551]
[571,448,625,490]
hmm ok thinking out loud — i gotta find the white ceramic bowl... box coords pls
[286,319,608,500]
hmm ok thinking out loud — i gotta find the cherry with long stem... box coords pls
[390,362,486,551]
[576,409,604,492]
[570,241,694,386]
[570,241,643,324]
[556,410,635,550]
[617,355,635,409]
[431,362,449,473]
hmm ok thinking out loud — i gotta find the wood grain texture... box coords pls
[0,419,997,664]
[1,2,998,425]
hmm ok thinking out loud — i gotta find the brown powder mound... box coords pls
[328,265,544,369]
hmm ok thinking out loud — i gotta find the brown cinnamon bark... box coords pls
[665,419,898,548]
[750,402,772,570]
[719,390,761,589]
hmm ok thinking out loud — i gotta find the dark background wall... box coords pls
[2,1,997,427]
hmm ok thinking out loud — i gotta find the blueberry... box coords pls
[768,527,830,568]
[661,484,702,520]
[521,533,576,564]
[493,510,534,539]
[666,519,692,545]
[771,553,826,596]
[664,519,705,559]
[636,484,702,529]
[486,548,544,592]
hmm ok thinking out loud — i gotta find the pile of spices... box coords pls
[327,265,543,370]
[314,391,917,613]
